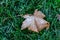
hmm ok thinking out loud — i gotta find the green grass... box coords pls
[0,0,60,40]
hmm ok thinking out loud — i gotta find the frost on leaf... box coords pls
[21,9,50,32]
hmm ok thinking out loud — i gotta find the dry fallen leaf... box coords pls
[21,9,50,32]
[35,17,50,31]
[34,9,45,18]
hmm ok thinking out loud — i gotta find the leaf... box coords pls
[23,14,31,18]
[21,16,34,30]
[35,17,50,31]
[34,9,45,18]
[21,9,50,32]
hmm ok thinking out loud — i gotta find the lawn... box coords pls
[0,0,60,40]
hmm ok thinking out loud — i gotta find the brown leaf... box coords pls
[28,17,38,32]
[23,14,32,18]
[35,17,50,31]
[21,16,33,30]
[34,9,45,18]
[21,9,50,32]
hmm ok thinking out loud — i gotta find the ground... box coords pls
[0,0,60,40]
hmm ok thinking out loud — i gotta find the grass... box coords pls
[0,0,60,40]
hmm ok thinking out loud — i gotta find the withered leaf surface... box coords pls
[21,9,50,32]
